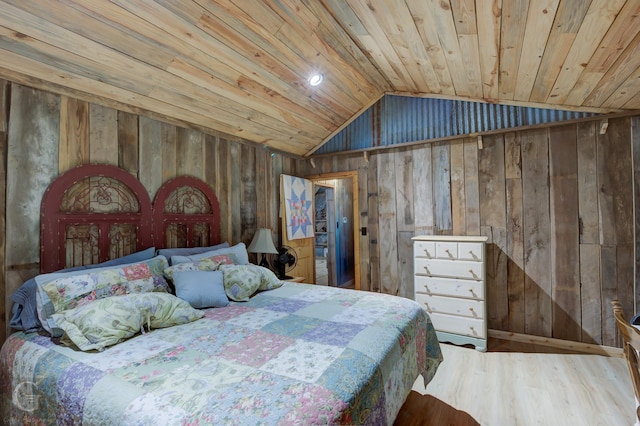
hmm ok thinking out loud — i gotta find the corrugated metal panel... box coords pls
[315,95,598,155]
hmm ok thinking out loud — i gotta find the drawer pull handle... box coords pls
[468,289,477,298]
[423,302,432,313]
[469,307,477,317]
[423,284,431,294]
[469,326,477,336]
[468,269,478,279]
[423,249,432,258]
[444,249,454,259]
[423,266,431,274]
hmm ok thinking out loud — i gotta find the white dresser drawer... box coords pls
[428,312,486,338]
[415,294,484,319]
[415,276,484,299]
[415,258,483,281]
[458,242,484,261]
[414,241,436,259]
[435,242,457,259]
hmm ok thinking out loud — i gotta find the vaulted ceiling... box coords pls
[1,1,639,156]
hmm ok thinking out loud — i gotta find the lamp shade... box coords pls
[247,228,278,254]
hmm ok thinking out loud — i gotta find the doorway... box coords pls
[314,184,334,286]
[308,171,360,290]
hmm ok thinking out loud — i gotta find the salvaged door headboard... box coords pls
[40,164,220,273]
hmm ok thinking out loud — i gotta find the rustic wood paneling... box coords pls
[176,128,204,180]
[577,122,599,244]
[214,138,232,243]
[395,150,414,232]
[138,116,163,198]
[521,128,552,338]
[160,122,177,182]
[450,140,466,235]
[59,96,89,172]
[413,144,434,235]
[367,152,380,292]
[1,82,639,349]
[432,142,452,234]
[89,103,118,165]
[0,79,8,133]
[377,150,399,295]
[505,132,525,334]
[6,85,59,266]
[239,143,256,246]
[348,155,369,292]
[478,134,508,330]
[0,80,7,343]
[463,139,480,235]
[633,116,640,310]
[549,125,581,341]
[580,244,602,344]
[229,142,242,244]
[117,111,138,175]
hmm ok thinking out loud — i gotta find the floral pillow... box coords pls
[258,266,285,291]
[51,292,204,352]
[219,264,284,302]
[163,254,237,280]
[36,255,170,337]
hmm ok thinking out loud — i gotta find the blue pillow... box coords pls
[157,243,230,264]
[172,270,229,309]
[9,247,156,333]
[95,247,156,267]
[171,242,249,266]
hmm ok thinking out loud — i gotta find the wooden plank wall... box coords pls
[1,83,302,342]
[302,118,636,346]
[1,80,637,347]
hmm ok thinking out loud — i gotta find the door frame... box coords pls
[306,171,360,290]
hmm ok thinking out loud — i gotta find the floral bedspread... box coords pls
[0,283,442,425]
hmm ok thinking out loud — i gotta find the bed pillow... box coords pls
[219,264,284,302]
[157,242,230,265]
[171,242,249,266]
[36,255,170,337]
[258,266,285,291]
[172,270,229,309]
[9,247,156,333]
[163,254,237,280]
[51,292,204,352]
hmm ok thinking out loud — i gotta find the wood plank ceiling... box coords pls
[1,1,639,156]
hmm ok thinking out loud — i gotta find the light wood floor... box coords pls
[316,258,328,285]
[395,338,634,425]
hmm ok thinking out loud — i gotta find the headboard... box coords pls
[40,164,221,273]
[153,176,221,249]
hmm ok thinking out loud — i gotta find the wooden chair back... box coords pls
[612,300,640,423]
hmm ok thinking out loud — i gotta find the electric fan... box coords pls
[272,245,297,279]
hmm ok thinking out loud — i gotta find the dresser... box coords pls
[412,235,488,352]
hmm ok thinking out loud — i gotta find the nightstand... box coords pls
[282,276,305,283]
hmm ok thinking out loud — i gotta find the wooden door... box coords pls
[280,176,315,283]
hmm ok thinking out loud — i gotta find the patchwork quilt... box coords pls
[0,283,442,425]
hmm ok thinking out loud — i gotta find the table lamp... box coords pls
[247,228,278,268]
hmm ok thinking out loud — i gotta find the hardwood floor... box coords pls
[316,257,328,285]
[395,338,634,425]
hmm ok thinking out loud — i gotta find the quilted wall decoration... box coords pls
[281,174,314,240]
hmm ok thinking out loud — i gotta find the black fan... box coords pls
[272,246,297,279]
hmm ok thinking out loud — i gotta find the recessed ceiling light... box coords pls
[308,73,323,86]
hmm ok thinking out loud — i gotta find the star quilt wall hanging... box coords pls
[281,174,314,240]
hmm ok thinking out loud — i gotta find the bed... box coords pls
[1,164,443,425]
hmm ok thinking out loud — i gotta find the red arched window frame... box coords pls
[152,176,221,249]
[40,164,153,273]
